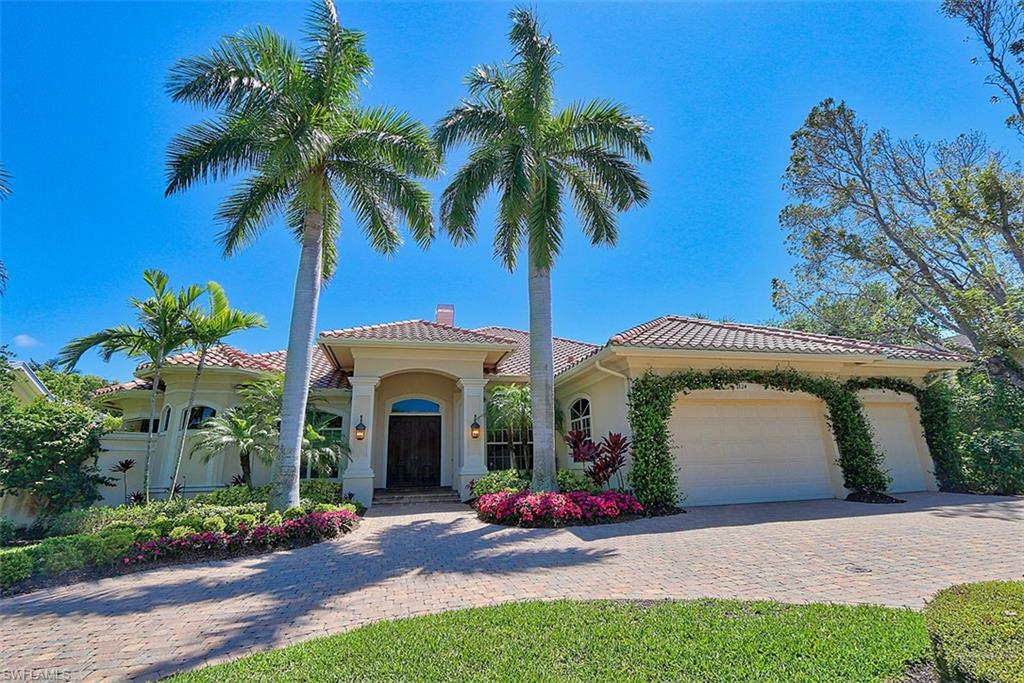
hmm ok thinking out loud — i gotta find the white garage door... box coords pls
[863,402,930,493]
[669,396,836,506]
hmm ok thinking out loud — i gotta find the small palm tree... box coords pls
[435,9,652,491]
[302,411,351,478]
[59,270,202,501]
[110,459,136,506]
[168,282,265,499]
[165,0,441,511]
[190,407,275,488]
[486,384,533,471]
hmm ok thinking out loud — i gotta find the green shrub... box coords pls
[202,516,226,533]
[283,507,306,520]
[0,516,15,546]
[313,503,340,513]
[264,511,282,527]
[134,528,159,543]
[960,430,1024,495]
[192,485,269,506]
[233,514,257,530]
[557,469,597,493]
[169,526,196,540]
[151,515,175,537]
[96,528,137,563]
[0,548,33,589]
[924,581,1024,683]
[471,469,529,497]
[300,479,344,504]
[31,536,92,575]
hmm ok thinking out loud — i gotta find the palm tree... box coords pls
[59,270,201,501]
[486,384,533,471]
[190,406,275,488]
[302,411,351,478]
[165,0,440,511]
[435,9,652,491]
[167,282,265,499]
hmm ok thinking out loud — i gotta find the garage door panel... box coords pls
[863,403,929,493]
[670,397,835,506]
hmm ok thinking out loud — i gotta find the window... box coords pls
[486,427,533,471]
[302,412,344,480]
[391,398,440,413]
[125,418,159,433]
[160,406,171,433]
[569,398,592,438]
[181,405,217,430]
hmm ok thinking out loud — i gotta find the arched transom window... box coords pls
[569,397,592,438]
[391,398,440,413]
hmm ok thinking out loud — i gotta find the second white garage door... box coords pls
[669,395,837,506]
[862,401,931,493]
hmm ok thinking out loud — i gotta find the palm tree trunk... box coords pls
[168,349,208,500]
[269,208,324,511]
[528,253,557,492]
[240,450,253,488]
[142,363,163,503]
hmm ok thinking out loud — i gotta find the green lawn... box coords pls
[169,599,929,682]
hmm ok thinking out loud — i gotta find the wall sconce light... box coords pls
[355,416,366,441]
[470,415,481,439]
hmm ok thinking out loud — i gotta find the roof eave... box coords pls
[318,337,517,352]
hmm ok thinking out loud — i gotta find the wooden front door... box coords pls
[386,415,441,487]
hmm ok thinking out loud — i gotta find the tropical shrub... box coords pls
[959,430,1024,495]
[566,431,631,489]
[283,507,306,520]
[924,581,1024,683]
[0,548,33,589]
[0,398,111,513]
[475,491,644,527]
[0,516,15,546]
[470,469,530,498]
[201,516,226,533]
[556,469,597,493]
[39,500,272,538]
[193,480,349,507]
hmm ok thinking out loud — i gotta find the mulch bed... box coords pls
[846,491,907,504]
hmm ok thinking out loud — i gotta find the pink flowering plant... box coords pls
[122,509,359,565]
[474,490,644,527]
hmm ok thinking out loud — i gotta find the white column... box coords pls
[457,378,489,500]
[344,376,379,507]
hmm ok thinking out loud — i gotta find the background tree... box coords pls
[435,8,651,491]
[165,0,440,511]
[59,270,200,501]
[28,361,115,412]
[776,100,1024,386]
[168,282,265,498]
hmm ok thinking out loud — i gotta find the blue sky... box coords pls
[1,1,1018,380]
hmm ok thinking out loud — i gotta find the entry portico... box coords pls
[319,320,516,505]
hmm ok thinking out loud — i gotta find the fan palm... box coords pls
[190,406,275,488]
[168,282,266,499]
[59,270,202,501]
[165,0,440,511]
[435,9,652,491]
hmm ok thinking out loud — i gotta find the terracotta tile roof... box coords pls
[93,378,154,396]
[320,320,517,345]
[474,326,600,376]
[608,315,968,363]
[98,346,349,397]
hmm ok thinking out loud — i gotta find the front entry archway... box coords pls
[386,414,442,487]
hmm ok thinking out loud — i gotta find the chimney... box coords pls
[435,304,455,327]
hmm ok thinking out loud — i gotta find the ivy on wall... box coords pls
[627,368,893,512]
[845,377,964,491]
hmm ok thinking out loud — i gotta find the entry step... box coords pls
[372,487,462,505]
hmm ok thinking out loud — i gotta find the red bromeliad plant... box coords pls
[565,430,631,489]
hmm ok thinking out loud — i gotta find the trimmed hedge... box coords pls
[628,369,892,511]
[470,469,600,498]
[924,581,1024,683]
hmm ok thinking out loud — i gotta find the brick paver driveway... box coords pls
[2,492,1022,681]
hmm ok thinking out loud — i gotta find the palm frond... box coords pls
[439,148,501,245]
[165,113,271,195]
[557,162,618,245]
[552,100,652,162]
[166,26,301,111]
[564,145,650,210]
[329,159,434,249]
[434,102,512,153]
[526,162,563,270]
[215,170,295,257]
[339,107,441,177]
[0,163,11,199]
[304,0,372,107]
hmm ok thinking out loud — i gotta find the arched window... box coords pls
[160,406,172,433]
[569,397,592,438]
[181,405,217,430]
[391,398,440,413]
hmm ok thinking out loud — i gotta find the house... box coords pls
[93,305,967,509]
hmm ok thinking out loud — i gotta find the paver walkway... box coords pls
[2,492,1022,681]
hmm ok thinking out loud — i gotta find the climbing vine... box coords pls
[627,368,892,512]
[845,377,964,491]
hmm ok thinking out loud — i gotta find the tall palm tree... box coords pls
[59,270,201,501]
[168,282,265,499]
[435,9,652,491]
[165,0,440,511]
